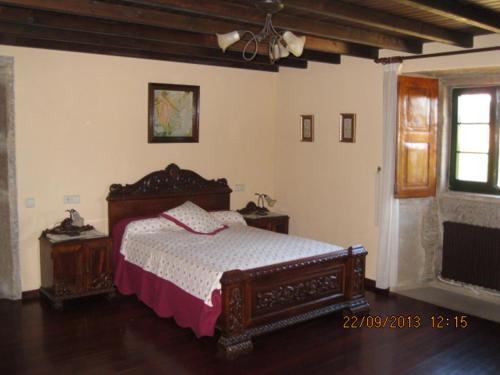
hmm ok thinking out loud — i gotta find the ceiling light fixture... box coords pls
[216,0,306,64]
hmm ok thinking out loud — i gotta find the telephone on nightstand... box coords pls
[43,209,94,237]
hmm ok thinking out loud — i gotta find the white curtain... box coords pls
[376,63,401,289]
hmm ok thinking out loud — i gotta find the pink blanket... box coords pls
[112,217,222,337]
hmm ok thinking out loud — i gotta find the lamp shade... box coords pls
[278,41,290,58]
[264,194,277,207]
[271,42,281,61]
[217,31,241,52]
[283,31,306,57]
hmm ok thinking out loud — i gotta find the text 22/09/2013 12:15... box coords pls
[343,315,469,329]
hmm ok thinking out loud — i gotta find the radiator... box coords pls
[442,221,500,291]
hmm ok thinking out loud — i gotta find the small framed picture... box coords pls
[148,83,200,143]
[340,113,356,143]
[301,115,314,142]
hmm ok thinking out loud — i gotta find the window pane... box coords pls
[456,153,488,182]
[457,124,490,153]
[457,93,491,124]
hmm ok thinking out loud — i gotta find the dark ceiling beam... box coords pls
[300,50,340,64]
[118,0,378,58]
[0,0,243,33]
[304,36,378,59]
[0,34,278,72]
[118,1,375,59]
[0,22,309,69]
[0,2,376,59]
[0,6,265,54]
[0,0,420,53]
[0,6,372,59]
[283,0,473,47]
[120,0,422,53]
[0,6,340,64]
[392,0,500,33]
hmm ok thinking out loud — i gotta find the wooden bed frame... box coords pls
[107,164,369,359]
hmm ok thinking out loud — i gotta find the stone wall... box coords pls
[0,56,21,299]
[397,193,500,289]
[398,198,440,287]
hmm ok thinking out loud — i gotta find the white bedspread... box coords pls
[120,222,343,306]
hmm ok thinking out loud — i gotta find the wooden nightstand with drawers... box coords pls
[241,212,289,234]
[39,232,114,309]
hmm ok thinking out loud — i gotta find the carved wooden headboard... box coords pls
[106,163,232,234]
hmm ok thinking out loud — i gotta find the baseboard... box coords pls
[22,289,41,301]
[364,278,390,295]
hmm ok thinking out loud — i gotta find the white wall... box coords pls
[274,58,383,278]
[399,34,500,74]
[0,46,278,291]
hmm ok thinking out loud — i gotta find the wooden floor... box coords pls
[1,291,499,375]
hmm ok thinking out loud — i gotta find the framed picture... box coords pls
[148,83,200,143]
[301,115,314,142]
[340,113,356,143]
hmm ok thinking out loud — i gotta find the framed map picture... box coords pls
[148,83,200,143]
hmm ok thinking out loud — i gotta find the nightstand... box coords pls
[242,212,289,234]
[39,232,114,309]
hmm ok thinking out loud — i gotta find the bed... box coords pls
[107,163,369,359]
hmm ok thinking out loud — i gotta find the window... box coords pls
[450,86,500,194]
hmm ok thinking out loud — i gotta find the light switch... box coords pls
[25,197,35,208]
[64,195,80,204]
[234,184,245,192]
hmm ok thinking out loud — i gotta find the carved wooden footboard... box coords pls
[217,245,369,359]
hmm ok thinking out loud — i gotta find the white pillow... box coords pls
[160,201,227,235]
[210,210,247,227]
[125,218,181,235]
[121,218,182,255]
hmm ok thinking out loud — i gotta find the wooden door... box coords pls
[396,76,438,198]
[53,243,85,296]
[84,239,113,291]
